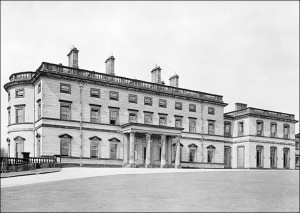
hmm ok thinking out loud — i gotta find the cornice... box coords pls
[3,80,32,92]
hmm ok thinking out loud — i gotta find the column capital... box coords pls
[130,131,136,136]
[145,132,152,141]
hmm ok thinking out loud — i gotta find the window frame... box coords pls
[90,88,100,98]
[144,97,152,106]
[15,105,25,123]
[15,88,25,98]
[224,122,231,137]
[175,102,182,110]
[90,140,100,158]
[207,146,215,163]
[283,124,290,139]
[60,102,71,120]
[109,108,119,125]
[208,120,215,135]
[238,121,244,136]
[189,104,196,112]
[189,118,196,133]
[90,106,101,123]
[129,112,137,123]
[60,83,71,94]
[144,113,153,124]
[37,99,41,120]
[8,107,11,125]
[128,94,138,104]
[256,120,264,136]
[109,91,119,101]
[256,145,264,168]
[159,99,167,108]
[60,138,71,156]
[270,122,277,138]
[159,114,167,126]
[208,107,215,115]
[175,116,183,128]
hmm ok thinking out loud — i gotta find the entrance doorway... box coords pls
[224,146,231,168]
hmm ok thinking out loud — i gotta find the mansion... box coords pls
[4,47,298,169]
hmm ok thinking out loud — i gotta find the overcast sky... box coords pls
[1,1,299,147]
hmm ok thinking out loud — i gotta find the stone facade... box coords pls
[3,48,298,169]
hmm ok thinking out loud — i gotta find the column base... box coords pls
[145,164,152,168]
[175,165,182,169]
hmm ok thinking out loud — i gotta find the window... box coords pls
[189,118,196,133]
[109,91,119,101]
[15,88,24,98]
[256,146,264,168]
[270,147,277,169]
[256,120,263,136]
[38,83,41,94]
[90,141,99,158]
[208,107,215,115]
[8,91,10,101]
[60,83,71,94]
[16,106,25,123]
[189,144,198,162]
[60,139,70,156]
[109,108,119,125]
[144,113,153,124]
[129,113,137,123]
[208,121,215,135]
[296,142,300,150]
[159,99,167,108]
[8,107,11,125]
[283,124,290,139]
[189,104,196,112]
[270,123,277,138]
[129,94,138,104]
[110,144,118,159]
[238,121,244,136]
[159,114,167,126]
[90,88,100,98]
[175,102,182,110]
[144,97,152,106]
[90,106,100,123]
[37,100,41,119]
[207,145,215,163]
[296,156,300,168]
[283,148,290,169]
[175,116,182,128]
[224,122,231,137]
[60,102,71,120]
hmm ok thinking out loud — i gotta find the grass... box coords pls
[1,170,299,212]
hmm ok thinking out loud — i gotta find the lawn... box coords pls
[1,170,299,212]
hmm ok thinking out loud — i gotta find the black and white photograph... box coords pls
[1,1,299,212]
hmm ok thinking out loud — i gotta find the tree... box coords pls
[0,148,8,157]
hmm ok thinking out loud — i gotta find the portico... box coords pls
[121,123,183,168]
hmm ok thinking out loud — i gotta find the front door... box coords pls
[224,147,231,168]
[237,146,244,168]
[16,143,23,158]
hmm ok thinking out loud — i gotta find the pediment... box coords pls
[207,145,215,149]
[188,143,198,148]
[172,142,183,147]
[108,137,120,142]
[14,136,25,141]
[58,133,73,139]
[89,136,102,141]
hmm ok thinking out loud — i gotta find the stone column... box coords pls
[129,132,135,166]
[145,133,152,168]
[175,136,182,169]
[123,134,129,166]
[160,135,167,168]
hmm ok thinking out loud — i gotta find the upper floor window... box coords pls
[175,116,183,128]
[159,114,167,126]
[8,91,10,101]
[189,104,196,112]
[15,105,25,123]
[129,112,137,123]
[175,102,182,110]
[90,106,100,123]
[144,113,153,124]
[144,97,152,106]
[37,100,41,120]
[60,83,71,94]
[109,91,119,101]
[129,94,138,104]
[8,107,11,125]
[283,124,290,139]
[270,123,277,138]
[90,88,100,98]
[38,82,41,94]
[109,108,119,125]
[224,122,231,137]
[189,118,196,133]
[208,120,215,135]
[256,120,264,136]
[208,107,215,115]
[159,99,167,108]
[60,101,71,120]
[15,88,24,98]
[238,121,244,136]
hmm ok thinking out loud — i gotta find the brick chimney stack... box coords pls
[151,65,161,84]
[105,55,115,75]
[235,103,247,111]
[67,47,79,68]
[169,74,179,87]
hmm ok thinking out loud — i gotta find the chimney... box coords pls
[67,47,79,68]
[169,74,179,87]
[151,65,161,84]
[235,103,247,111]
[105,55,115,75]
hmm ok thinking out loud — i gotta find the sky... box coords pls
[1,1,299,148]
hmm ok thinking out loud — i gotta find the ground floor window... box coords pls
[15,142,24,158]
[256,146,264,168]
[283,148,290,169]
[207,145,215,163]
[90,141,100,158]
[270,147,277,168]
[188,143,198,162]
[61,139,70,156]
[110,144,118,159]
[296,156,300,168]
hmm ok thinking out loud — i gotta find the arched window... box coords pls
[14,136,25,158]
[59,134,73,156]
[207,145,215,163]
